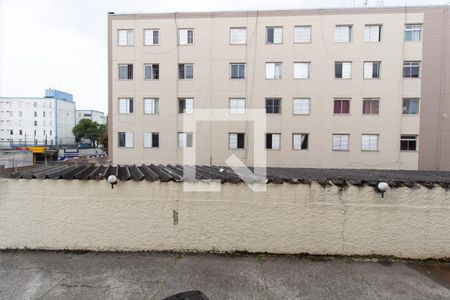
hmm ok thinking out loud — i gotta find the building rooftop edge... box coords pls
[108,5,449,18]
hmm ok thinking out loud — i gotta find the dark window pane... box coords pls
[373,63,380,78]
[186,133,193,147]
[127,64,133,79]
[403,66,409,77]
[335,63,342,78]
[231,65,238,78]
[185,65,193,79]
[266,134,272,149]
[267,28,274,43]
[178,64,185,79]
[153,64,159,79]
[118,132,125,147]
[342,100,350,113]
[179,99,185,113]
[187,30,194,44]
[153,31,159,44]
[302,134,308,149]
[129,99,134,113]
[237,134,245,148]
[411,66,420,77]
[239,65,245,78]
[409,141,417,151]
[372,100,379,114]
[152,133,159,147]
[334,100,341,113]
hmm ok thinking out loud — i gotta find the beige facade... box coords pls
[108,7,449,169]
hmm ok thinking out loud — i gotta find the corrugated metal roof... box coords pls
[5,164,450,188]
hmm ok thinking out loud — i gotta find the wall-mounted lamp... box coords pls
[108,175,117,189]
[377,182,389,198]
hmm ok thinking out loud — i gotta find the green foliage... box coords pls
[72,119,106,148]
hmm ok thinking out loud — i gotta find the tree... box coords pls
[72,119,103,148]
[97,123,108,152]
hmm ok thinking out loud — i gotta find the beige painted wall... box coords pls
[1,178,449,259]
[109,9,425,169]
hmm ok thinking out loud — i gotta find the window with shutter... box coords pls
[293,98,310,115]
[364,25,381,42]
[294,26,311,43]
[361,134,379,151]
[292,134,309,150]
[230,28,246,44]
[144,29,159,45]
[332,134,349,151]
[294,63,310,79]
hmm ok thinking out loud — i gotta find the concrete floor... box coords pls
[0,251,449,300]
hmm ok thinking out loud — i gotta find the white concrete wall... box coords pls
[0,179,449,259]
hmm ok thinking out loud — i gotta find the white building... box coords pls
[0,89,76,147]
[76,110,106,125]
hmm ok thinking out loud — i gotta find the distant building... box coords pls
[76,110,106,125]
[108,6,450,170]
[0,89,76,147]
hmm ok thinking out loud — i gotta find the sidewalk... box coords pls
[0,251,448,299]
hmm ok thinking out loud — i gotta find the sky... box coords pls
[0,0,448,114]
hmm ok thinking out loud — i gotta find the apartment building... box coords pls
[0,89,76,147]
[108,6,450,170]
[76,110,106,125]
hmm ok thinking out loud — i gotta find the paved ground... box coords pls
[0,251,449,300]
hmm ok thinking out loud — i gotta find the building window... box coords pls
[34,121,37,126]
[19,129,22,135]
[334,99,350,114]
[178,132,193,148]
[292,133,308,150]
[118,132,133,148]
[229,133,245,149]
[364,25,381,42]
[362,98,379,115]
[19,111,22,117]
[266,27,282,44]
[403,61,421,78]
[144,132,159,148]
[230,63,245,79]
[178,64,194,79]
[363,61,380,79]
[34,111,37,117]
[50,130,52,136]
[178,29,194,45]
[293,98,310,115]
[405,24,422,42]
[293,62,310,79]
[42,111,45,117]
[144,98,159,114]
[266,63,282,79]
[179,98,194,114]
[400,135,417,151]
[266,133,281,150]
[230,28,246,44]
[144,64,159,80]
[119,98,133,114]
[229,98,245,114]
[118,64,133,80]
[332,134,349,151]
[266,98,281,114]
[144,29,159,45]
[294,26,311,43]
[361,134,379,151]
[402,98,419,114]
[10,130,13,135]
[335,62,352,79]
[335,25,352,43]
[118,29,134,46]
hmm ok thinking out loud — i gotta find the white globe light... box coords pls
[378,182,389,192]
[108,175,117,184]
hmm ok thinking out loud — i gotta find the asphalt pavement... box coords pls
[0,251,449,300]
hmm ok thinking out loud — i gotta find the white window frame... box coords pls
[293,62,310,79]
[228,133,245,150]
[332,134,350,151]
[179,98,194,114]
[294,26,311,43]
[266,62,282,79]
[118,132,134,148]
[144,29,160,45]
[266,133,281,150]
[335,62,352,79]
[178,29,194,45]
[230,27,247,44]
[405,24,422,42]
[143,132,159,148]
[144,64,159,80]
[363,61,381,79]
[118,64,133,80]
[292,133,309,150]
[229,98,246,114]
[179,63,194,80]
[403,61,421,78]
[230,63,246,79]
[293,98,311,115]
[364,25,381,42]
[266,27,283,44]
[335,25,352,43]
[118,98,133,114]
[178,132,193,148]
[361,134,379,151]
[144,98,159,114]
[402,98,420,115]
[118,29,134,46]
